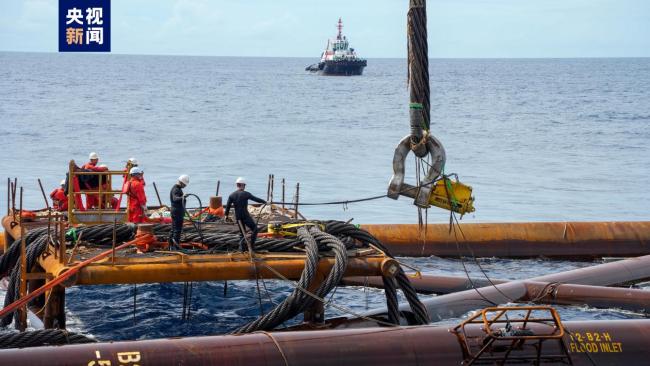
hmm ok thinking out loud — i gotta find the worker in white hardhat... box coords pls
[225,177,267,252]
[123,157,146,187]
[124,167,147,223]
[169,175,190,247]
[49,179,68,211]
[81,152,108,209]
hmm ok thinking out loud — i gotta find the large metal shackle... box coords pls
[387,133,446,208]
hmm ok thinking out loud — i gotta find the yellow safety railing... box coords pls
[66,160,134,225]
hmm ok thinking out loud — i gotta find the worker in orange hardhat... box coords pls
[169,174,190,247]
[124,167,147,223]
[49,179,68,211]
[81,152,108,209]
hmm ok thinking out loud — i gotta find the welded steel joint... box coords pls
[388,105,446,208]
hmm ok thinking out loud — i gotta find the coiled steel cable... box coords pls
[0,227,49,277]
[298,227,349,313]
[2,234,50,327]
[232,226,320,334]
[0,329,95,348]
[382,276,400,325]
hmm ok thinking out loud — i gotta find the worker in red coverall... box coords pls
[125,167,147,223]
[81,152,108,209]
[95,164,119,209]
[49,179,68,211]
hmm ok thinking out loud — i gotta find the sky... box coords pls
[0,0,648,58]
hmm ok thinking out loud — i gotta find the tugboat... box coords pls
[306,18,367,75]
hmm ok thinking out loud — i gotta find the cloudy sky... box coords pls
[1,0,648,57]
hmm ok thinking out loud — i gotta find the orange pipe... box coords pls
[38,252,386,285]
[362,221,650,258]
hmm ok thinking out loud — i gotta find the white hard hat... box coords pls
[235,177,246,185]
[130,167,143,175]
[89,152,99,160]
[60,179,66,186]
[178,174,190,185]
[128,157,138,165]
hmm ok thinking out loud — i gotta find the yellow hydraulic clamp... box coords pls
[429,178,475,216]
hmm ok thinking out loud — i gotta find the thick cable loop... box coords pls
[382,275,400,325]
[231,226,320,334]
[0,329,95,349]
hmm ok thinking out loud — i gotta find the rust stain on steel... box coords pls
[362,221,650,258]
[0,321,648,365]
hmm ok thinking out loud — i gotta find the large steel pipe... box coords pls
[362,221,650,258]
[522,281,650,313]
[342,274,507,294]
[0,320,647,365]
[341,254,650,326]
[37,251,387,286]
[342,276,650,313]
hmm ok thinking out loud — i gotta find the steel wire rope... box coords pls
[451,212,518,304]
[0,329,96,349]
[231,226,320,334]
[257,261,399,328]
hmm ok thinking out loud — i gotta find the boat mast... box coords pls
[337,17,343,40]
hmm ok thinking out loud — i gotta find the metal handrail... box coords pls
[67,160,133,225]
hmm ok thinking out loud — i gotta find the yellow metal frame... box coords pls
[67,160,131,225]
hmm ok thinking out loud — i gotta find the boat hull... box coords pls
[320,60,366,75]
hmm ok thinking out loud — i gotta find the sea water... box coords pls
[1,53,648,340]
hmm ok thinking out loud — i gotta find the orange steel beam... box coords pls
[362,221,650,258]
[38,250,387,285]
[0,320,648,365]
